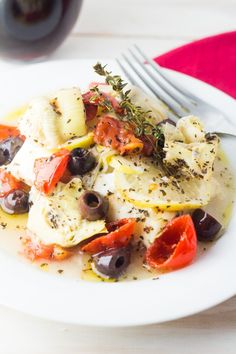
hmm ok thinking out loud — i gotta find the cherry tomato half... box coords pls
[146,215,197,271]
[81,218,136,255]
[0,170,27,197]
[0,124,22,141]
[34,149,70,195]
[23,238,73,261]
[94,116,143,155]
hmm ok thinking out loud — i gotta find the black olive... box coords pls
[78,190,109,221]
[1,189,29,215]
[68,148,96,175]
[192,209,222,242]
[0,136,24,166]
[157,134,165,149]
[93,247,131,278]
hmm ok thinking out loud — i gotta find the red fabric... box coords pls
[154,31,236,99]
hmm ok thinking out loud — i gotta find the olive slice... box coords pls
[93,247,131,278]
[68,148,96,175]
[0,136,24,166]
[78,190,109,221]
[1,189,29,215]
[192,209,222,242]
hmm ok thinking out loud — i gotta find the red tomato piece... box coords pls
[23,238,72,261]
[145,215,197,271]
[102,92,122,114]
[82,90,122,118]
[82,91,94,105]
[0,170,27,197]
[81,218,136,255]
[0,124,23,141]
[84,103,98,121]
[34,149,70,195]
[94,116,143,155]
[82,91,98,121]
[140,135,155,156]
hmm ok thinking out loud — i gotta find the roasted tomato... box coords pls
[34,149,70,195]
[146,215,197,271]
[23,238,73,261]
[139,135,155,156]
[82,89,122,119]
[0,170,27,197]
[84,103,98,121]
[0,124,22,141]
[81,218,136,255]
[94,116,143,155]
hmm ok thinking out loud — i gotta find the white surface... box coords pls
[0,0,236,353]
[0,59,236,328]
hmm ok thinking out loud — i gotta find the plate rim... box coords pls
[0,59,235,327]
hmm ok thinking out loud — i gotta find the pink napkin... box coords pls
[154,31,236,99]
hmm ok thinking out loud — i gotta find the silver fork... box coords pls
[116,45,236,137]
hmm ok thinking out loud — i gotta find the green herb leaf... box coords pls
[93,62,166,166]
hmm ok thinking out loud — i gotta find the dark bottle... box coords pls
[0,0,83,60]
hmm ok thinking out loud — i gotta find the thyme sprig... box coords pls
[94,63,127,93]
[90,85,113,111]
[93,62,165,163]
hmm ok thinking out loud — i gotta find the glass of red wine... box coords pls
[0,0,83,61]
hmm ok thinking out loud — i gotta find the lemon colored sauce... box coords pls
[0,147,233,282]
[1,106,28,123]
[0,112,234,282]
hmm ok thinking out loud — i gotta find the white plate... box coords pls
[0,59,235,327]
